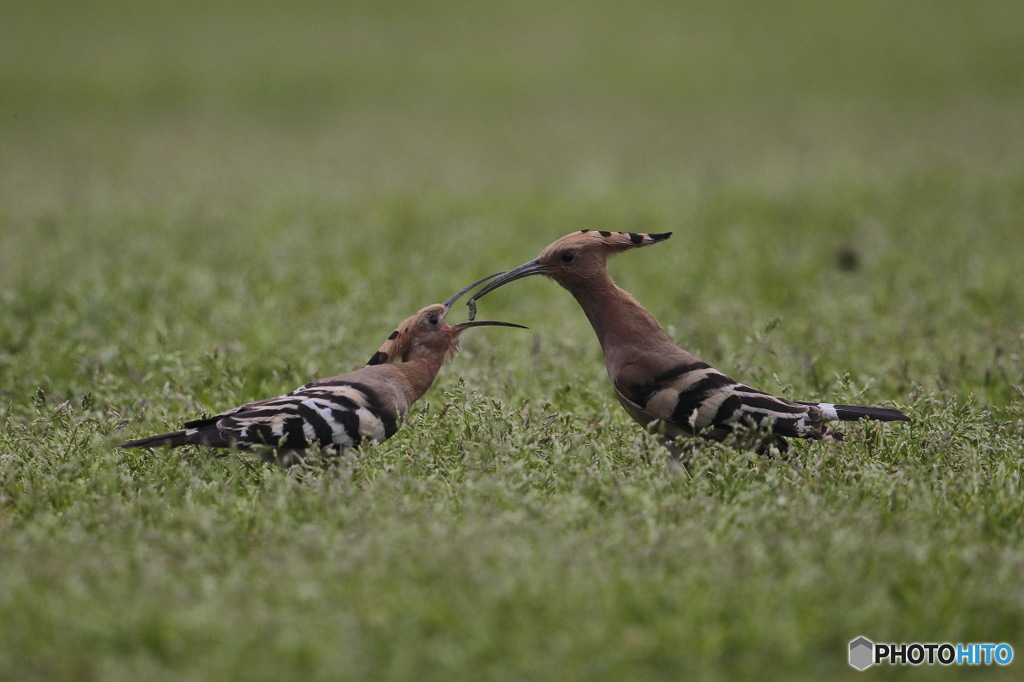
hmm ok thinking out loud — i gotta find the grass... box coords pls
[2,0,1024,679]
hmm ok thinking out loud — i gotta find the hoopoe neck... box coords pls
[566,271,672,357]
[393,353,446,404]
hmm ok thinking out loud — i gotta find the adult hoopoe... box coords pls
[467,230,909,450]
[120,275,524,458]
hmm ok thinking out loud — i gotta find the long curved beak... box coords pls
[466,259,548,320]
[443,272,506,309]
[450,320,528,333]
[442,272,527,331]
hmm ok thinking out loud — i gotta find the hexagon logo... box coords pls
[849,636,874,670]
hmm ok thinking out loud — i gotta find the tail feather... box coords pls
[798,402,910,423]
[119,430,191,449]
[120,424,233,449]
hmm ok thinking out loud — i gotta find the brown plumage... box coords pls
[468,230,909,450]
[121,274,525,459]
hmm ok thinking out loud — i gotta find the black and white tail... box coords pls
[797,402,910,423]
[120,430,192,449]
[613,357,910,447]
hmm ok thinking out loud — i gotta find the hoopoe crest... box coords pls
[469,229,909,450]
[121,274,524,458]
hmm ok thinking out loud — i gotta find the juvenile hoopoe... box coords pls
[468,230,909,449]
[120,275,524,456]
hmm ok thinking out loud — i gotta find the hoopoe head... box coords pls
[367,273,526,365]
[466,230,671,315]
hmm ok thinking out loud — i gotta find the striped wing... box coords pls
[185,380,400,450]
[614,359,827,440]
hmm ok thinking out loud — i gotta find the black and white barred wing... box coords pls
[614,359,826,441]
[185,380,401,450]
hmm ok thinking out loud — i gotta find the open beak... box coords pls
[450,320,527,332]
[442,272,506,309]
[466,259,548,320]
[442,271,528,331]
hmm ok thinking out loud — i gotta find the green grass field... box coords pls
[2,1,1023,679]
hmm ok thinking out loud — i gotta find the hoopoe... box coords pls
[467,230,909,450]
[120,274,524,457]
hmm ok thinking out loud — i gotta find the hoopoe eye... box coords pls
[428,314,440,326]
[560,251,576,263]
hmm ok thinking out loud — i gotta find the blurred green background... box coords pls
[4,0,1022,401]
[2,1,1023,680]
[5,0,1022,199]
